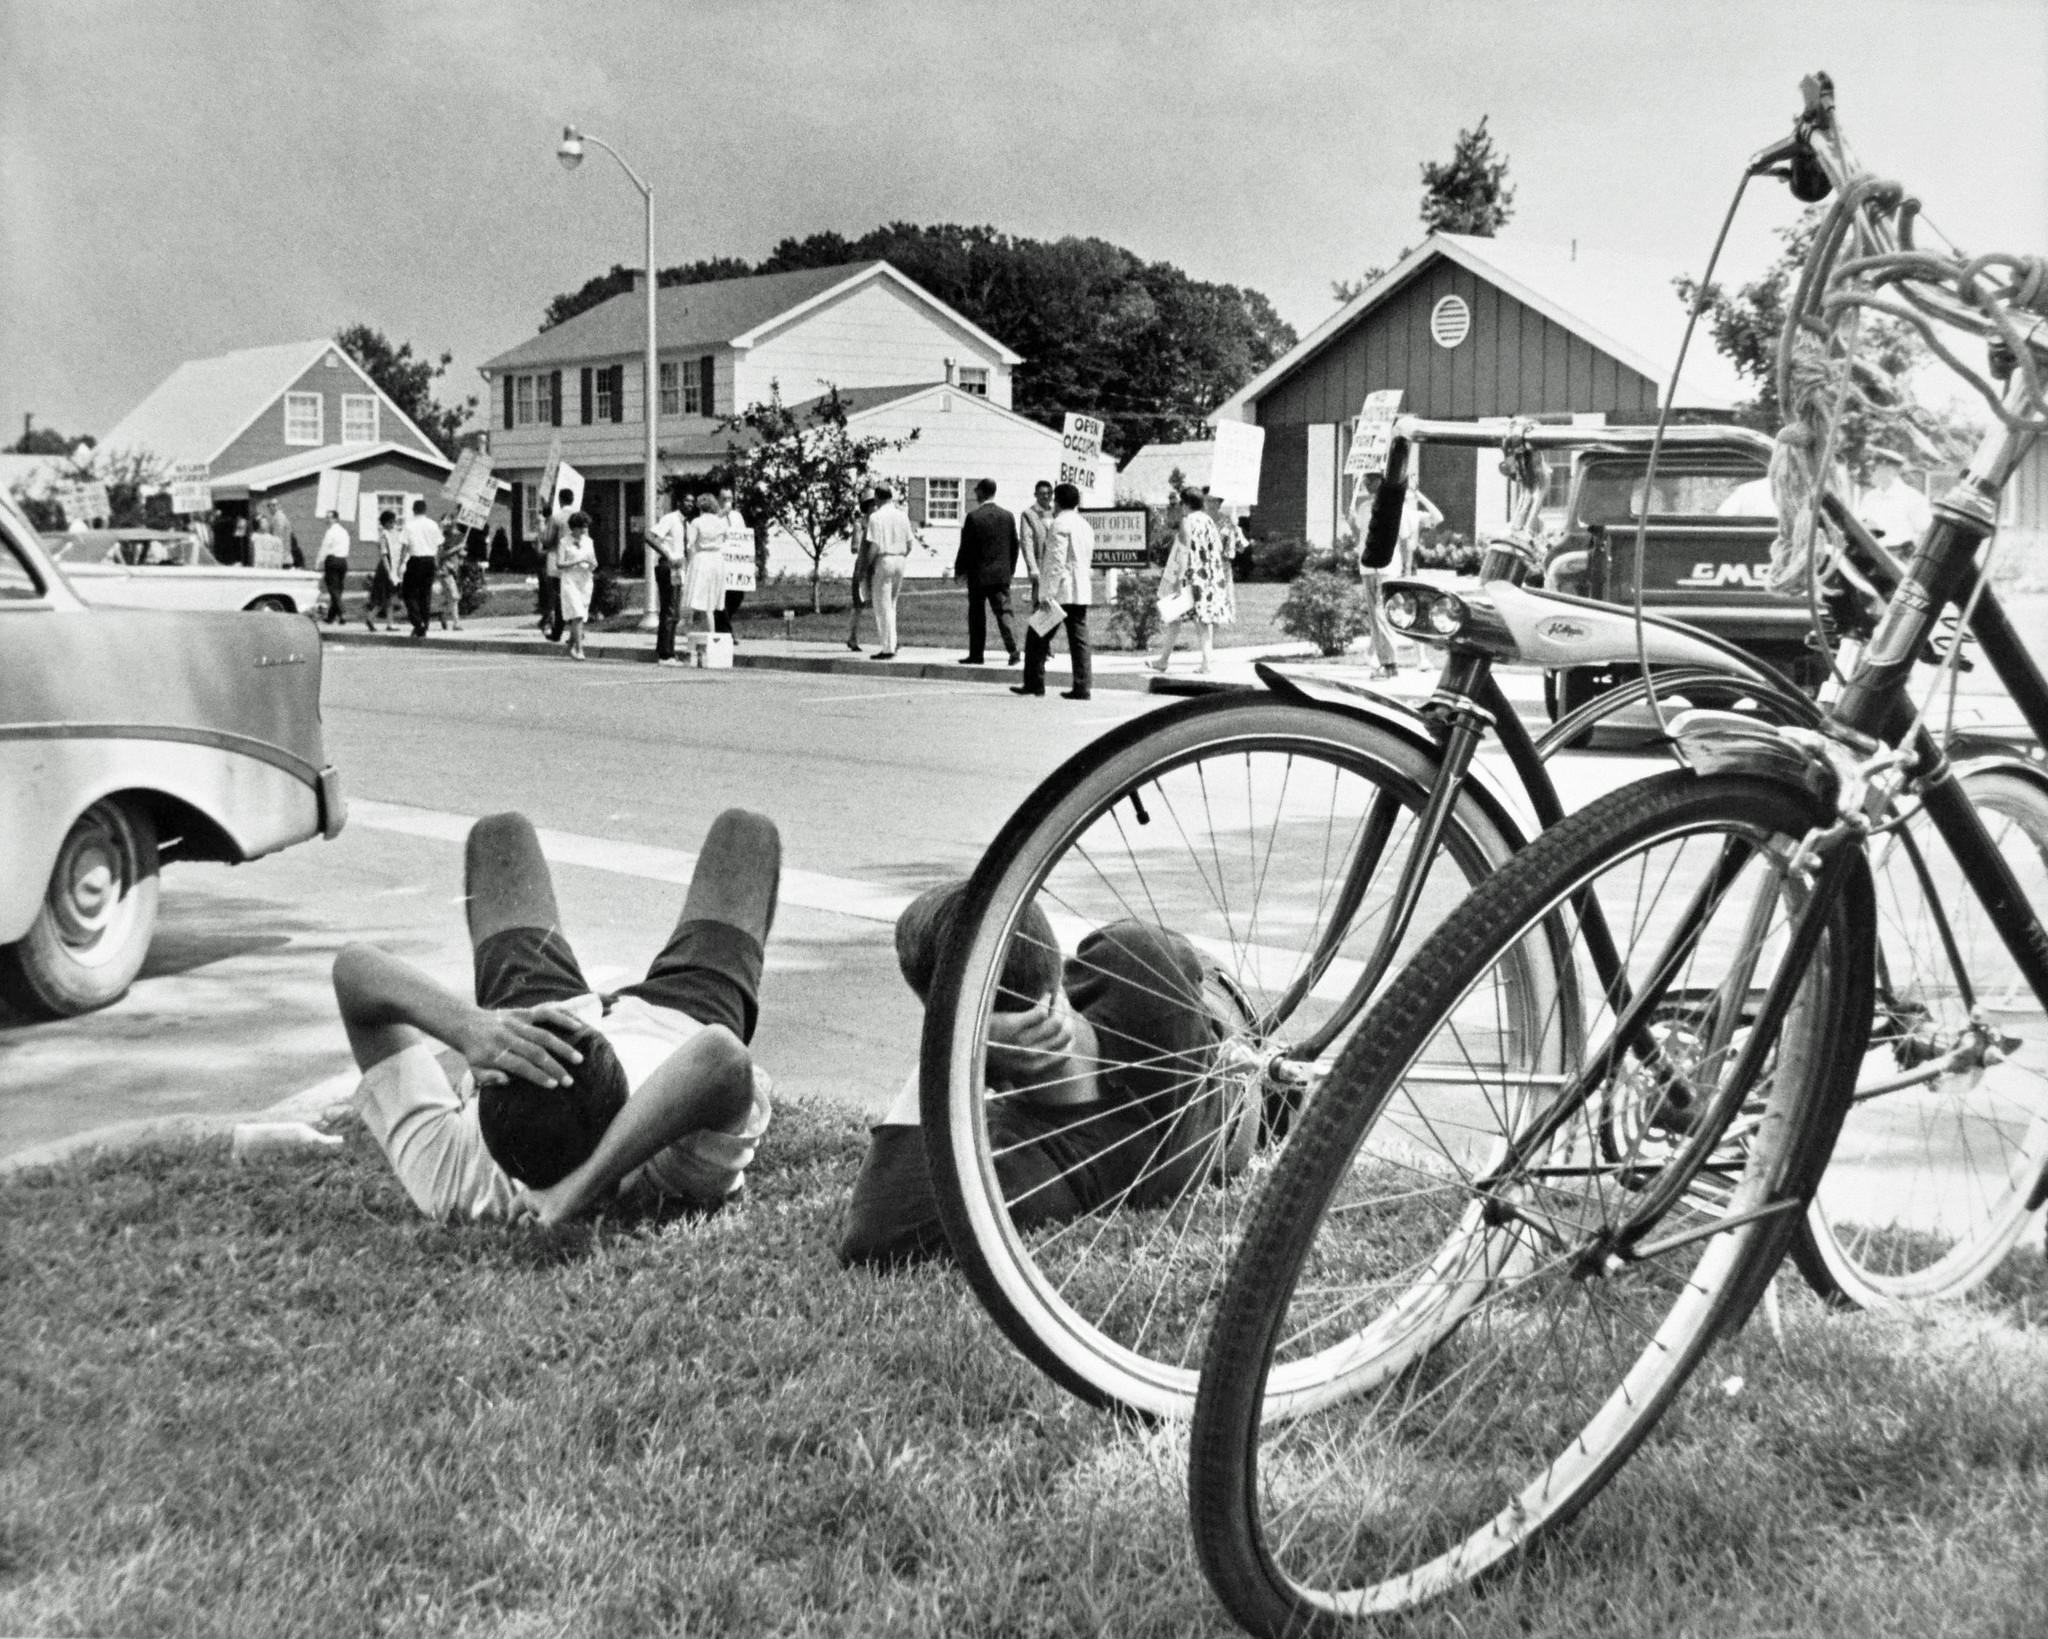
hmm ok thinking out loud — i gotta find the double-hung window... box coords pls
[535,373,557,426]
[956,366,989,397]
[341,394,379,443]
[283,392,322,445]
[925,477,964,524]
[595,370,615,421]
[515,376,535,426]
[659,361,681,417]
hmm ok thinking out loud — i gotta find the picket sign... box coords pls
[1059,412,1106,494]
[169,462,213,516]
[1208,421,1266,509]
[314,468,361,522]
[1344,389,1406,478]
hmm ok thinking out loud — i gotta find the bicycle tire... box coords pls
[920,694,1520,1419]
[1792,760,2048,1306]
[1190,771,1874,1630]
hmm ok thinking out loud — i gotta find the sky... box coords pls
[4,0,2044,445]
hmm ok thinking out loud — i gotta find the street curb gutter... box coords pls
[0,1071,358,1179]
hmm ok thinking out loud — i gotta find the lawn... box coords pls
[5,1100,2046,1638]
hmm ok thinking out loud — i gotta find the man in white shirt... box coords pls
[399,499,445,638]
[337,807,779,1225]
[1857,447,1933,548]
[648,489,689,666]
[539,488,573,641]
[1018,479,1056,605]
[1014,481,1095,700]
[316,508,352,624]
[863,484,918,658]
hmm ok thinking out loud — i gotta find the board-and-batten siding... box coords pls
[213,355,441,475]
[1252,258,1662,544]
[737,280,1012,411]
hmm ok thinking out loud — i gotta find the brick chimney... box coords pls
[629,270,647,293]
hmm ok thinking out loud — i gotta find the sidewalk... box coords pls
[320,611,1509,702]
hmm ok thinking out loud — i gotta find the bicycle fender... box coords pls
[1665,710,1837,802]
[1253,663,1540,847]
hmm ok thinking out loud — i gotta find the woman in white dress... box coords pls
[556,511,598,662]
[682,492,728,660]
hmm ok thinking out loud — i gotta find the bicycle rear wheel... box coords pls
[1793,761,2048,1305]
[1189,771,1873,1630]
[921,695,1519,1418]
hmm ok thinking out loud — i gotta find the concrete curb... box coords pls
[0,1071,358,1180]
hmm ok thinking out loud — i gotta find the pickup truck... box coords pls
[1539,443,1824,718]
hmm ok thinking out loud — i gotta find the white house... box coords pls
[478,260,1025,567]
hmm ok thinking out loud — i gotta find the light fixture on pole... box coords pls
[555,123,660,631]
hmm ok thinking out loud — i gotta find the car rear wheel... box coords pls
[0,799,161,1017]
[245,595,295,613]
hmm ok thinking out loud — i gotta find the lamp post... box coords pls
[557,124,660,630]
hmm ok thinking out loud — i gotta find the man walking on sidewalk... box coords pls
[1014,482,1094,700]
[316,508,352,624]
[538,488,572,642]
[954,478,1020,666]
[399,499,445,639]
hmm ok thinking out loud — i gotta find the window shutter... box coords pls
[908,477,928,527]
[699,355,715,417]
[550,370,563,428]
[611,365,626,424]
[503,377,514,430]
[580,368,593,425]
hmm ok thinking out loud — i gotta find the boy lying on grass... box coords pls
[839,882,1254,1266]
[334,810,777,1225]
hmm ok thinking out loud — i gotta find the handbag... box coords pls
[1157,586,1194,623]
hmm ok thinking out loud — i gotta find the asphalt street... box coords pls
[5,617,2037,1165]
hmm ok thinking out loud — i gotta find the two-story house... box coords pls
[480,259,1065,573]
[101,338,453,567]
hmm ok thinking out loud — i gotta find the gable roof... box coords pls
[210,440,452,494]
[1214,233,1748,423]
[480,260,1024,375]
[825,381,1061,440]
[100,338,447,467]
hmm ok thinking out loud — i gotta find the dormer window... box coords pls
[957,365,989,396]
[283,392,323,445]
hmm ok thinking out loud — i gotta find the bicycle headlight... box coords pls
[1384,589,1419,631]
[1428,594,1468,637]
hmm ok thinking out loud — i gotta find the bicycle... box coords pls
[918,395,1964,1420]
[1186,73,2048,1630]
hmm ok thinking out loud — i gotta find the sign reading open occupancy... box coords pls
[1081,507,1150,568]
[1060,413,1107,494]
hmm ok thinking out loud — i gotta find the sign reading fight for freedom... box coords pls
[1059,413,1107,494]
[1345,390,1406,478]
[169,462,212,515]
[1080,508,1151,568]
[441,448,499,531]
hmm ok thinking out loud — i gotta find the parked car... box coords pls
[47,528,320,614]
[1,496,344,1016]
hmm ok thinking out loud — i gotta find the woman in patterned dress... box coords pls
[1150,486,1237,676]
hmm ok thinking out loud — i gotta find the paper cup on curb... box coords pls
[231,1121,344,1163]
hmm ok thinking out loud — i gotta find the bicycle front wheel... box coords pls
[921,694,1520,1418]
[1794,761,2048,1305]
[1190,771,1874,1630]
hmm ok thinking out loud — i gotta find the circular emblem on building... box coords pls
[1430,295,1472,349]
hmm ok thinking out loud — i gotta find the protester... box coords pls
[1018,478,1056,607]
[1857,446,1932,547]
[838,881,1249,1266]
[717,486,754,646]
[538,487,573,642]
[249,514,283,571]
[865,483,916,659]
[267,498,301,568]
[1351,473,1440,676]
[682,492,729,661]
[648,488,689,666]
[228,509,251,564]
[399,499,445,640]
[1151,485,1236,676]
[556,510,597,662]
[953,477,1021,666]
[335,807,778,1226]
[316,508,352,624]
[1014,481,1093,699]
[435,517,467,633]
[845,487,879,653]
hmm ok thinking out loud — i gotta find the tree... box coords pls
[542,225,1297,460]
[1674,207,1979,475]
[1419,116,1515,237]
[717,382,917,612]
[1331,264,1387,305]
[334,324,476,457]
[8,418,92,456]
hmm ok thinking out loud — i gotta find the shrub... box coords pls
[1241,533,1311,582]
[457,556,490,617]
[590,565,626,621]
[1105,569,1165,651]
[1276,567,1370,657]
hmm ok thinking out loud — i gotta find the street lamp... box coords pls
[556,123,660,630]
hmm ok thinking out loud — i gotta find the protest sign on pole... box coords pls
[80,481,111,522]
[1207,421,1267,509]
[169,461,213,515]
[314,468,361,523]
[1344,390,1406,478]
[1059,413,1107,496]
[53,482,84,524]
[554,459,585,513]
[537,435,565,517]
[441,448,499,530]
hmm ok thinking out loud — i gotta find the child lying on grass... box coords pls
[838,882,1254,1266]
[334,810,777,1225]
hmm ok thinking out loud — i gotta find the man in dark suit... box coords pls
[954,478,1021,665]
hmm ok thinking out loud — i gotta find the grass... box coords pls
[4,1098,2047,1638]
